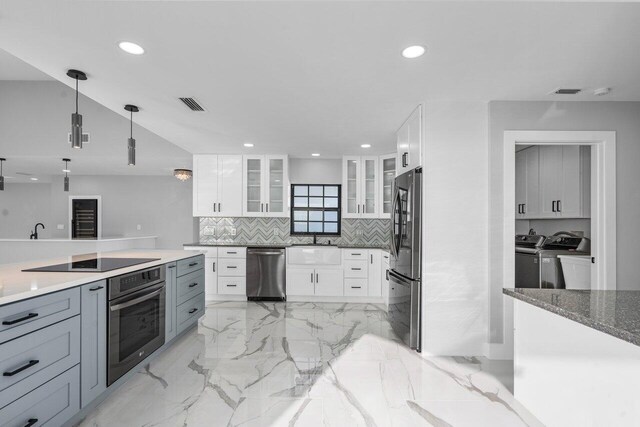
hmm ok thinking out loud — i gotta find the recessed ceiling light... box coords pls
[118,41,145,55]
[62,169,71,173]
[361,144,371,148]
[243,143,254,148]
[402,45,425,59]
[30,177,38,181]
[311,153,320,157]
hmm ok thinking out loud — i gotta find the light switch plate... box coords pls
[230,227,237,236]
[57,224,64,230]
[137,224,142,230]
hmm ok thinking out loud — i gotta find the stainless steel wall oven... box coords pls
[107,266,165,385]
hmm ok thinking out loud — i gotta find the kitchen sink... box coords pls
[287,246,341,265]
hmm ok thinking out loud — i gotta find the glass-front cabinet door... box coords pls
[265,155,288,217]
[342,156,379,218]
[361,157,379,218]
[379,154,396,218]
[343,157,360,218]
[243,156,264,216]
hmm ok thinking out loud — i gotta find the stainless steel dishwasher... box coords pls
[246,247,286,301]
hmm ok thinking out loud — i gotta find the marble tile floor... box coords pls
[77,302,541,427]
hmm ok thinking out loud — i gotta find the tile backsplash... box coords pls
[199,217,390,246]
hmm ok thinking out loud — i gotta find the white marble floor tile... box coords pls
[77,301,541,427]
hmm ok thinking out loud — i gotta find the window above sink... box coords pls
[290,184,341,236]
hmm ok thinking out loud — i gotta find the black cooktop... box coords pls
[22,257,161,273]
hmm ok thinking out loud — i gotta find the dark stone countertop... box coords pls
[183,242,390,250]
[504,288,640,347]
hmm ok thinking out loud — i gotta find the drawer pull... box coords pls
[24,419,38,427]
[168,265,176,269]
[89,286,104,291]
[351,286,362,289]
[351,253,361,256]
[2,312,38,325]
[227,251,237,254]
[188,262,198,267]
[351,268,362,271]
[188,308,198,314]
[189,283,198,288]
[227,284,237,287]
[227,266,237,269]
[4,359,39,377]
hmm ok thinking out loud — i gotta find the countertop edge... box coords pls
[0,250,203,307]
[183,242,390,250]
[503,288,640,347]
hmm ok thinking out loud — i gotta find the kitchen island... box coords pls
[504,288,640,427]
[0,249,205,426]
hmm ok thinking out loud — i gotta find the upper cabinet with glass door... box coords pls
[342,156,379,218]
[242,155,289,217]
[378,154,396,218]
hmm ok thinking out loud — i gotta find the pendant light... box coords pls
[124,104,139,165]
[0,158,5,191]
[67,70,87,149]
[62,158,71,191]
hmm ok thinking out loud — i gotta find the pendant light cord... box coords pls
[130,110,133,137]
[75,78,79,114]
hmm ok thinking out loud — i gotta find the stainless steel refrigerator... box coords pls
[389,167,422,351]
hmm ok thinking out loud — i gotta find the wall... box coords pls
[422,101,489,356]
[0,183,52,238]
[199,217,389,247]
[289,158,342,184]
[489,101,640,348]
[0,175,196,249]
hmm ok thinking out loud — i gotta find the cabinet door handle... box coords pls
[227,266,237,269]
[213,203,216,213]
[3,359,39,376]
[261,203,264,212]
[557,200,561,212]
[89,286,104,291]
[213,262,216,272]
[386,269,389,280]
[188,308,198,314]
[357,205,360,214]
[352,268,362,271]
[316,273,319,283]
[351,286,362,289]
[352,253,361,256]
[24,419,38,427]
[402,152,408,167]
[2,312,38,325]
[552,201,556,212]
[189,283,198,288]
[227,284,237,287]
[227,251,237,254]
[167,265,176,269]
[370,254,373,264]
[522,204,526,214]
[310,273,314,283]
[218,203,221,212]
[266,203,269,212]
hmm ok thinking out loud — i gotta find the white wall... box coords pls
[289,158,342,184]
[422,101,489,356]
[0,175,196,249]
[488,101,640,349]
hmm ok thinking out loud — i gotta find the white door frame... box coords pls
[68,195,102,239]
[503,130,616,290]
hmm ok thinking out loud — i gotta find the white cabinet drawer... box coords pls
[344,260,368,278]
[344,279,368,297]
[218,258,246,276]
[342,249,368,261]
[218,277,246,295]
[218,247,246,258]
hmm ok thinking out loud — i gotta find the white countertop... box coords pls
[0,236,158,242]
[0,249,204,306]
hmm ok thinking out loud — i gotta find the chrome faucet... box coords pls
[30,223,45,240]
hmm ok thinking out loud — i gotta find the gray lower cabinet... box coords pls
[80,280,107,408]
[0,288,80,345]
[177,255,204,277]
[176,293,205,335]
[165,263,178,342]
[176,269,205,306]
[0,365,80,427]
[0,316,80,408]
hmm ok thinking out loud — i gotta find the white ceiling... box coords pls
[1,1,640,159]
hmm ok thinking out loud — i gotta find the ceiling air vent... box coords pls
[179,97,205,111]
[68,132,90,144]
[552,88,582,95]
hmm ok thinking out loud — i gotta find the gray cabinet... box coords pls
[0,365,80,427]
[177,293,205,335]
[80,281,106,408]
[165,263,177,342]
[177,255,204,277]
[177,270,205,305]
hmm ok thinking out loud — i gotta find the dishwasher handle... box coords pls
[247,249,285,256]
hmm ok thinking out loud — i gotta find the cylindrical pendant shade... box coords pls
[64,175,69,192]
[0,175,4,191]
[71,113,83,149]
[128,137,136,165]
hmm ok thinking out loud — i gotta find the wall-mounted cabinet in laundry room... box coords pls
[193,155,243,217]
[243,155,289,217]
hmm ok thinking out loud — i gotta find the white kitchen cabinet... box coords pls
[396,105,422,176]
[342,156,379,218]
[204,257,218,301]
[515,146,540,218]
[367,250,382,297]
[381,251,390,306]
[243,155,289,217]
[193,155,243,217]
[288,268,316,296]
[379,154,396,218]
[314,268,343,296]
[287,267,343,296]
[538,145,590,219]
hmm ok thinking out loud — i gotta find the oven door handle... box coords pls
[110,287,164,312]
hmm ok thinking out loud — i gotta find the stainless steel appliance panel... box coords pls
[515,253,540,288]
[390,168,422,281]
[388,270,421,351]
[246,248,286,300]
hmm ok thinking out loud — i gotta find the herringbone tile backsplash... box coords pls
[199,217,390,246]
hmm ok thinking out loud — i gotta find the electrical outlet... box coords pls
[203,226,215,236]
[57,224,64,230]
[230,227,237,236]
[274,229,280,237]
[137,224,142,231]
